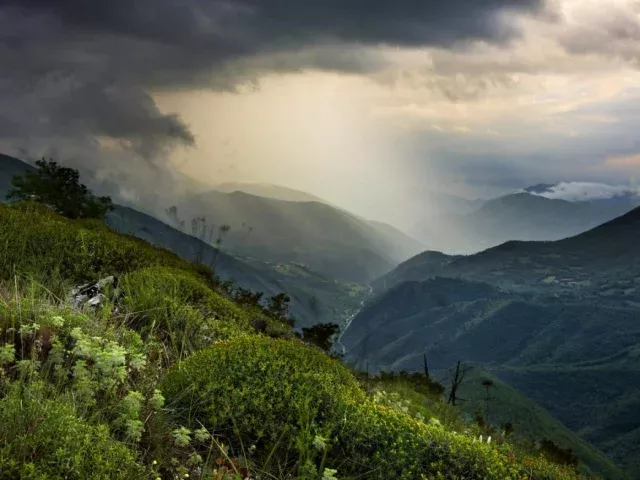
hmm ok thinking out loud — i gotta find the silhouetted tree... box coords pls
[423,353,430,379]
[481,379,495,429]
[233,287,264,307]
[266,293,293,325]
[8,158,113,220]
[301,322,340,352]
[447,361,470,406]
[537,438,579,468]
[501,421,514,438]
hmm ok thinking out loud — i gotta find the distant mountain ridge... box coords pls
[211,181,327,204]
[412,189,638,254]
[178,188,423,283]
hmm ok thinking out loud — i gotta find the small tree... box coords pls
[7,158,113,220]
[301,322,340,352]
[266,293,294,326]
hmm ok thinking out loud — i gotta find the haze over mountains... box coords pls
[411,185,640,254]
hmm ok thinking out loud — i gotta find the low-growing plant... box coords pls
[162,335,365,473]
[0,381,147,479]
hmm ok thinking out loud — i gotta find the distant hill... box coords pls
[412,191,637,254]
[346,208,640,476]
[211,181,327,204]
[374,205,640,295]
[207,181,425,275]
[177,189,422,283]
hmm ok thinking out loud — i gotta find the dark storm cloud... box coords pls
[0,0,545,206]
[557,4,640,66]
[2,0,548,88]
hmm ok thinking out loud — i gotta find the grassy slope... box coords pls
[453,367,624,480]
[0,201,583,480]
[0,154,364,329]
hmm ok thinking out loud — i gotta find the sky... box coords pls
[1,0,640,230]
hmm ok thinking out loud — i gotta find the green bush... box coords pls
[0,382,147,479]
[162,336,365,446]
[334,399,583,480]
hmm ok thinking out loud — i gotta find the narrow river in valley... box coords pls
[335,285,372,355]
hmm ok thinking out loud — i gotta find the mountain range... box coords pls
[175,187,423,283]
[343,207,640,477]
[411,187,639,254]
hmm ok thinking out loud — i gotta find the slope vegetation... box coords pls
[348,208,640,477]
[0,200,580,479]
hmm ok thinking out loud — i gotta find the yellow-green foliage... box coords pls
[162,336,365,444]
[0,201,589,480]
[0,201,203,286]
[122,266,248,325]
[335,399,583,480]
[336,399,518,479]
[0,382,147,480]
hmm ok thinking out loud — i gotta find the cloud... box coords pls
[605,153,640,169]
[524,181,640,201]
[0,0,548,208]
[557,0,640,65]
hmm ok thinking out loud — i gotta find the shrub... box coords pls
[334,400,582,480]
[0,381,147,479]
[162,336,365,449]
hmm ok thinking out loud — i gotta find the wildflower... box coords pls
[322,468,339,480]
[150,389,165,410]
[312,435,328,451]
[0,344,15,364]
[129,353,147,371]
[124,419,144,442]
[19,322,39,336]
[172,427,192,447]
[194,426,211,442]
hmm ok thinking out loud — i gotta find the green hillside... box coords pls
[346,209,640,477]
[0,200,582,479]
[452,367,623,480]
